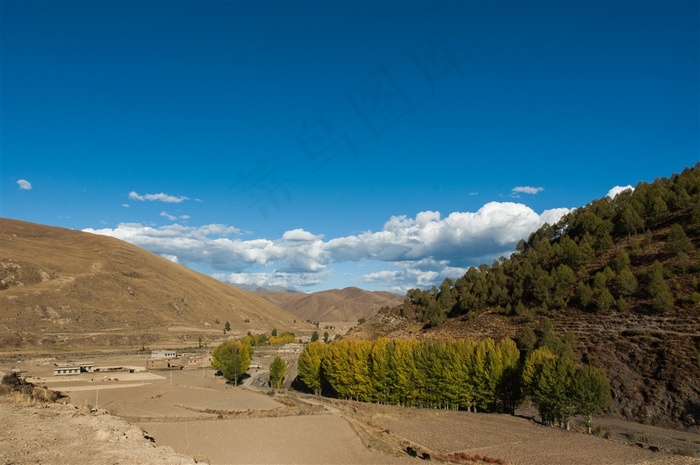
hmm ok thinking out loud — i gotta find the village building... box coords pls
[53,366,81,376]
[277,343,303,354]
[150,350,177,359]
[53,362,95,376]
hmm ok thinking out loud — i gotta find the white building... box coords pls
[53,366,81,376]
[151,350,177,359]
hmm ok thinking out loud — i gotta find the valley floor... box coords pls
[1,354,699,465]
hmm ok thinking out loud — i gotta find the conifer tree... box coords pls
[646,261,674,313]
[665,224,692,254]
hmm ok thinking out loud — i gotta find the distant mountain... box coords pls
[352,164,700,431]
[258,287,404,323]
[0,218,301,351]
[232,283,299,293]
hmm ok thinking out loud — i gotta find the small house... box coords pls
[151,350,177,359]
[53,366,81,376]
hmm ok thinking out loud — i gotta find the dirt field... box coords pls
[0,398,196,465]
[2,354,699,465]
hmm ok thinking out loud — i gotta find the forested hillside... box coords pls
[361,164,700,430]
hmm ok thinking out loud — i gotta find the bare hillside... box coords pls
[0,218,301,352]
[258,287,404,323]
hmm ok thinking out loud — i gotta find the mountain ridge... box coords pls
[257,286,404,323]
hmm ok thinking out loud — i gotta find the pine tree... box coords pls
[646,261,674,313]
[664,224,692,254]
[616,205,644,236]
[614,268,638,296]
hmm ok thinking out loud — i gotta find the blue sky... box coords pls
[2,1,698,292]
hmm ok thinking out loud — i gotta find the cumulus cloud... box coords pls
[17,179,32,190]
[512,186,544,195]
[83,223,322,274]
[85,201,570,291]
[128,191,188,203]
[606,185,634,199]
[326,202,569,264]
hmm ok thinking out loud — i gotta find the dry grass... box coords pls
[0,217,303,352]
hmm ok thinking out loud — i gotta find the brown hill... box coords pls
[0,218,301,353]
[258,287,404,323]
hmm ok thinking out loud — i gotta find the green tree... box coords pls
[297,342,326,395]
[224,321,231,333]
[649,196,669,222]
[517,327,538,355]
[271,328,278,337]
[310,331,319,342]
[594,288,615,311]
[611,250,631,272]
[269,356,287,389]
[646,261,674,313]
[530,355,576,428]
[570,366,611,434]
[531,267,554,307]
[613,268,638,297]
[323,331,329,343]
[576,282,594,308]
[552,264,576,308]
[616,205,645,236]
[211,340,251,385]
[664,224,692,254]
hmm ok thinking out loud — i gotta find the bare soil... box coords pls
[0,398,195,465]
[2,354,699,465]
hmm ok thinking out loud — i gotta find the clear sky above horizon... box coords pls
[2,1,698,293]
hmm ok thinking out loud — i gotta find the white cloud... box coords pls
[512,186,544,195]
[326,202,569,263]
[160,211,190,221]
[121,204,130,208]
[161,254,179,263]
[85,201,570,291]
[360,259,469,293]
[606,185,634,199]
[214,270,331,289]
[128,191,188,203]
[17,179,32,190]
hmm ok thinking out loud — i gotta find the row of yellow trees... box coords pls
[298,338,610,431]
[299,338,521,412]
